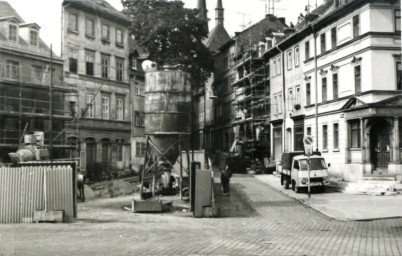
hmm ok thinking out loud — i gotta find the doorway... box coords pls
[370,122,391,172]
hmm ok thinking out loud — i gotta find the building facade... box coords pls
[212,14,287,161]
[268,0,402,181]
[61,0,132,179]
[0,1,73,162]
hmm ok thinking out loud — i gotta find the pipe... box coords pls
[312,25,319,151]
[276,45,286,152]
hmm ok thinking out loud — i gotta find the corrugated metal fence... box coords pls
[0,165,75,223]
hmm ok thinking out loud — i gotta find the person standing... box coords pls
[221,161,232,196]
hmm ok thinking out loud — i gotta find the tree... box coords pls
[121,0,214,87]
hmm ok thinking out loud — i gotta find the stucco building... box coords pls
[0,1,73,162]
[268,0,401,181]
[61,0,131,179]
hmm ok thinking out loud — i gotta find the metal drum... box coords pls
[144,70,192,165]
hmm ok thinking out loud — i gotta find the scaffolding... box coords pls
[230,42,271,163]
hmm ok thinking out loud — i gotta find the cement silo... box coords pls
[141,68,192,198]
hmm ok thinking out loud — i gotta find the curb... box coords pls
[255,175,402,222]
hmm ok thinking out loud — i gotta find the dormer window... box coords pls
[30,29,38,46]
[9,24,17,42]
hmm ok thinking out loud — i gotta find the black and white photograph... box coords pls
[0,0,401,255]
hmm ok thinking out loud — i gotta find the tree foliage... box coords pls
[121,0,214,87]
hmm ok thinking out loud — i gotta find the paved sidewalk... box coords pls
[255,174,402,221]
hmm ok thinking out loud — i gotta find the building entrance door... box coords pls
[370,123,391,172]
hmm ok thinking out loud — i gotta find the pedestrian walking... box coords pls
[221,161,232,196]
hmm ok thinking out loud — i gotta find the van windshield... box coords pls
[299,159,327,170]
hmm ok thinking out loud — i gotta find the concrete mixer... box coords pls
[8,132,50,164]
[140,63,192,199]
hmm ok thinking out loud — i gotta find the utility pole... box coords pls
[50,44,53,163]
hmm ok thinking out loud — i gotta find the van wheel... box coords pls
[292,181,295,191]
[284,178,290,189]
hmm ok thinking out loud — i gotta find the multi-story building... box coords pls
[129,37,147,173]
[194,0,230,157]
[0,1,73,162]
[212,14,287,160]
[61,0,132,179]
[268,0,401,181]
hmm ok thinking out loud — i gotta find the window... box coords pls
[272,59,277,76]
[116,98,124,120]
[132,58,138,70]
[294,46,300,67]
[5,60,19,79]
[86,94,94,118]
[395,10,401,32]
[30,30,38,46]
[287,50,292,70]
[399,119,402,148]
[135,111,145,126]
[273,95,277,114]
[101,95,110,119]
[69,49,78,74]
[397,61,402,90]
[9,24,17,41]
[136,142,146,157]
[322,125,328,150]
[307,127,312,136]
[306,83,311,106]
[101,55,110,79]
[68,13,78,31]
[278,93,282,114]
[85,51,94,76]
[116,58,124,82]
[116,28,123,45]
[322,77,327,102]
[277,57,281,75]
[102,24,110,40]
[295,86,301,104]
[117,139,124,161]
[333,73,338,99]
[331,27,337,49]
[288,88,293,110]
[86,18,94,36]
[320,33,326,53]
[333,123,339,149]
[353,15,360,38]
[305,41,310,60]
[350,120,360,148]
[31,65,42,83]
[354,65,361,93]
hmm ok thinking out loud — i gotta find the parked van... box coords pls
[277,151,330,192]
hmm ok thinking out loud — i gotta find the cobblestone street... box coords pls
[1,174,402,256]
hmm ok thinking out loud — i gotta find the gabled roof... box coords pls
[0,1,24,22]
[203,24,230,53]
[370,94,402,106]
[341,96,368,110]
[218,14,287,53]
[20,23,41,29]
[129,36,148,59]
[62,0,130,25]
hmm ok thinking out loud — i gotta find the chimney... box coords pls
[278,17,286,25]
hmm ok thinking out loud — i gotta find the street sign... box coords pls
[303,136,314,156]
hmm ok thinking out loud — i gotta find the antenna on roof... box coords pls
[237,12,252,30]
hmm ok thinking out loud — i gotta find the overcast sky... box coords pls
[6,0,324,55]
